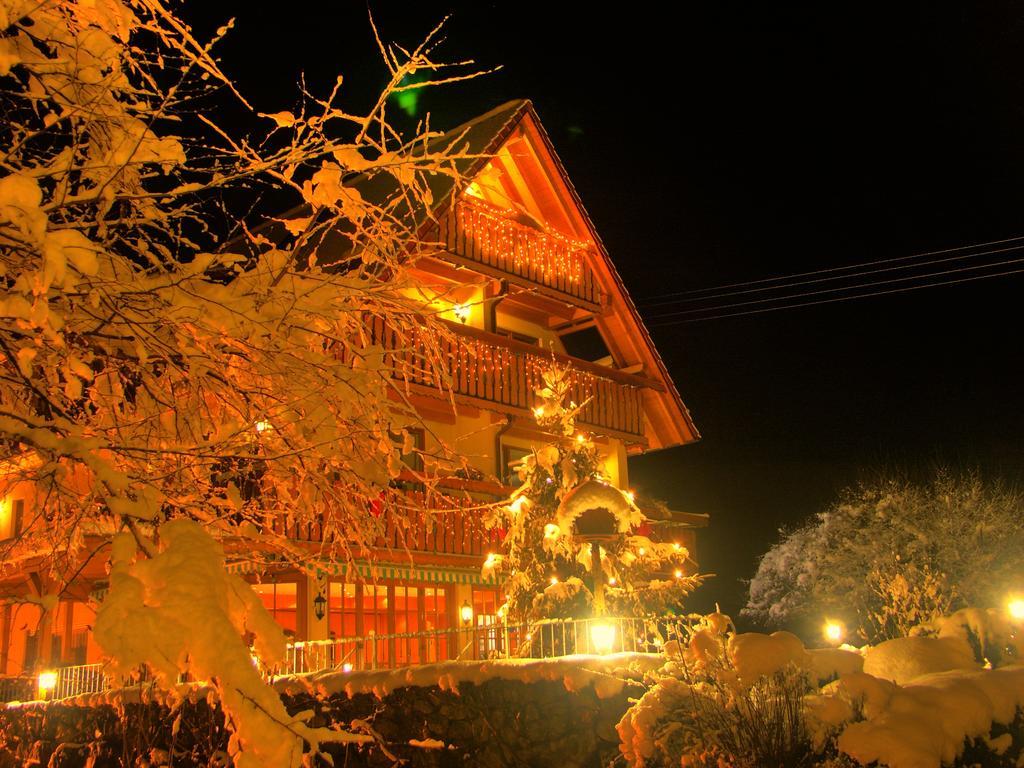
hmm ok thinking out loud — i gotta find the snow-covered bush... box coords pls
[745,472,1024,642]
[617,609,1024,768]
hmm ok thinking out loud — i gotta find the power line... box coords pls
[644,256,1024,320]
[645,266,1024,326]
[640,242,1024,308]
[637,233,1024,303]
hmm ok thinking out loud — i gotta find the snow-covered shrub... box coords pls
[618,607,1024,768]
[616,613,850,767]
[745,471,1024,642]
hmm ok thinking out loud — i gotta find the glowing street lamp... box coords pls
[37,670,57,700]
[1008,597,1024,621]
[590,621,616,654]
[823,620,845,645]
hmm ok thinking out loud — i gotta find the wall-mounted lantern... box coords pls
[460,600,474,626]
[313,591,327,621]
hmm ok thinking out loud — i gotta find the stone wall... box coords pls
[0,675,641,767]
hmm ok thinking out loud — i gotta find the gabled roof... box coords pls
[420,100,700,452]
[272,100,699,451]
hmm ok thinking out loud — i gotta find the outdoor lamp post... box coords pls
[37,670,57,700]
[313,590,327,621]
[1008,596,1024,621]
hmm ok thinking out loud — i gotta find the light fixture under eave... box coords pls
[452,303,470,324]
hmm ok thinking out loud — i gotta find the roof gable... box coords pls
[431,101,699,451]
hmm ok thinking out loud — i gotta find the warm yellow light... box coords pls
[254,420,271,434]
[509,496,529,516]
[608,577,617,586]
[1008,598,1024,621]
[38,670,57,697]
[460,601,474,625]
[342,663,353,673]
[674,569,683,579]
[637,547,645,556]
[452,303,470,324]
[532,406,545,419]
[673,542,682,551]
[590,622,616,654]
[576,434,586,444]
[823,621,845,645]
[623,490,636,504]
[549,576,559,586]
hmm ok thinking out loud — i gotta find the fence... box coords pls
[0,615,694,703]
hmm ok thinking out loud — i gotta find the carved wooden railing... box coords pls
[438,198,602,306]
[270,489,503,557]
[365,316,648,440]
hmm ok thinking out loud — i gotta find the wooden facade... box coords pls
[0,100,702,680]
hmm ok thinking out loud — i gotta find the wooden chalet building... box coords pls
[0,100,702,682]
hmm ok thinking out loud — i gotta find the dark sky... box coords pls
[185,2,1024,620]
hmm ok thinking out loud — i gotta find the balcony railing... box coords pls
[439,198,602,306]
[271,489,502,555]
[366,316,647,440]
[1,615,694,702]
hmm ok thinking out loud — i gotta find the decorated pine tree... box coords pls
[484,364,702,624]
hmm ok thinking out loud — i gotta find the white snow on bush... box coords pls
[837,665,1024,768]
[862,635,978,684]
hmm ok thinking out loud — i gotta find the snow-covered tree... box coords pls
[484,364,701,623]
[0,0,484,763]
[744,471,1024,643]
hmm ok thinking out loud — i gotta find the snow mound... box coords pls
[863,635,978,684]
[837,665,1024,768]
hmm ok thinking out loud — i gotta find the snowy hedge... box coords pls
[0,656,651,767]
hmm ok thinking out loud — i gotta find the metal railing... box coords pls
[275,614,690,676]
[0,615,692,702]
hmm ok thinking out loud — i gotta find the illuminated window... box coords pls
[473,588,502,658]
[423,586,449,662]
[362,584,389,664]
[394,586,420,664]
[252,581,298,636]
[328,581,357,639]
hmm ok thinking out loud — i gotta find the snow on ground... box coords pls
[274,652,664,701]
[836,665,1024,768]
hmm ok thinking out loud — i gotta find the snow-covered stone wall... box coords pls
[0,657,650,767]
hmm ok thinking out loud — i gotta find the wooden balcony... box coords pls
[437,198,602,308]
[366,317,650,441]
[270,489,502,558]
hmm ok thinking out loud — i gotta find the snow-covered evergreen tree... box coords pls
[485,364,702,623]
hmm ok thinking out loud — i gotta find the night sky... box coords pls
[185,2,1024,620]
